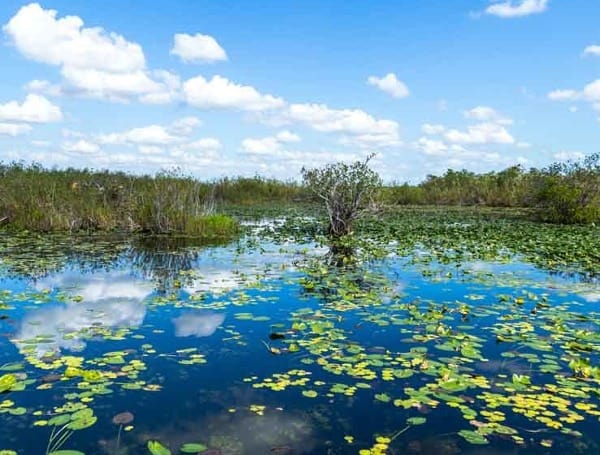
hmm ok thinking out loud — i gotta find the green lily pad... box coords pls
[180,443,208,453]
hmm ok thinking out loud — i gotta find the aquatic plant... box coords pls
[112,411,134,453]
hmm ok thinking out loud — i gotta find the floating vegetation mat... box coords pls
[0,211,598,454]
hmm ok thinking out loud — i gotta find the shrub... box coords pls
[301,155,381,237]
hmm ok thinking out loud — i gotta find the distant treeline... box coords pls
[382,153,599,224]
[0,152,598,232]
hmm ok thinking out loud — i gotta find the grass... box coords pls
[0,163,305,234]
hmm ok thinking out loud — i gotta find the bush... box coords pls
[302,155,381,237]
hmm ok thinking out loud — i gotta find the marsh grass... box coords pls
[0,163,297,234]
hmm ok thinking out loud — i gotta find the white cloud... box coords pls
[547,89,580,101]
[0,94,62,123]
[99,125,180,146]
[242,136,282,155]
[547,80,600,112]
[272,103,400,148]
[241,130,300,155]
[367,73,410,98]
[16,271,152,356]
[180,138,222,153]
[421,123,446,135]
[583,45,600,57]
[275,130,301,143]
[581,292,600,303]
[183,75,284,111]
[4,3,144,71]
[583,79,600,103]
[485,0,548,18]
[170,116,202,136]
[24,79,62,96]
[416,137,448,156]
[4,3,177,103]
[464,106,513,125]
[62,139,100,154]
[0,123,32,136]
[171,33,227,63]
[138,145,163,155]
[444,122,515,144]
[553,151,585,161]
[549,80,600,112]
[58,118,222,173]
[172,312,226,337]
[97,117,202,146]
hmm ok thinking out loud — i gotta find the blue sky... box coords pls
[0,0,599,182]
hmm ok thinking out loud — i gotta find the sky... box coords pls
[0,0,599,182]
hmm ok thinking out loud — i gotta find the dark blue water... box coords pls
[0,233,598,455]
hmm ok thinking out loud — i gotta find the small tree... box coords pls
[301,155,382,237]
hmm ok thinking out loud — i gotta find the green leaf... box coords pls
[180,443,208,453]
[147,440,171,455]
[407,416,426,425]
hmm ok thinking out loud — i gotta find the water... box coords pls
[0,231,598,454]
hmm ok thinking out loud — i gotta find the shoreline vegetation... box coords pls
[0,153,598,234]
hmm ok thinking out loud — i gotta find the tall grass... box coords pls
[0,163,266,234]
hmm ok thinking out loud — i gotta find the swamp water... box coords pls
[0,223,599,455]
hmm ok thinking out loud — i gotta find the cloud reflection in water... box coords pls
[15,271,153,355]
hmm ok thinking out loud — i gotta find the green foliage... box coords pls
[380,154,599,224]
[302,155,382,237]
[0,163,281,234]
[530,153,599,224]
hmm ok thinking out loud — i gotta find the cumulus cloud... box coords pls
[548,79,600,111]
[420,105,516,145]
[485,0,548,18]
[421,123,446,135]
[183,75,284,111]
[56,117,223,174]
[24,79,62,96]
[241,130,300,155]
[0,94,62,123]
[172,312,226,337]
[414,104,525,175]
[171,33,228,63]
[444,122,515,145]
[547,89,580,101]
[99,125,181,146]
[4,3,178,103]
[417,137,448,156]
[367,73,409,98]
[582,45,600,57]
[463,106,513,125]
[169,116,202,136]
[0,123,32,136]
[96,117,202,146]
[62,139,100,154]
[269,103,400,148]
